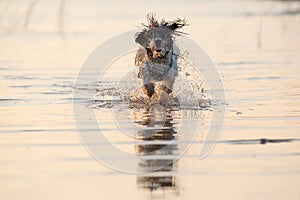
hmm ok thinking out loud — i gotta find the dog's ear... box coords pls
[165,18,187,31]
[135,30,148,48]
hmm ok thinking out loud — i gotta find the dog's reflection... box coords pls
[131,104,180,194]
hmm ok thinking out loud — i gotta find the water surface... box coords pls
[1,0,300,199]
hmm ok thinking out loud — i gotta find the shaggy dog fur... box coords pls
[134,14,187,98]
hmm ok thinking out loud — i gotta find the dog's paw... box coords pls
[158,85,172,94]
[143,83,155,97]
[151,89,172,106]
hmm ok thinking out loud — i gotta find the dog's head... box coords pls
[135,14,187,60]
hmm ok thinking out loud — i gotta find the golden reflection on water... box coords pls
[133,105,179,194]
[1,0,300,200]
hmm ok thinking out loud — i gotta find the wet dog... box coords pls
[134,14,187,98]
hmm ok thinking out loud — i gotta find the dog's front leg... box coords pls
[139,63,155,97]
[160,57,178,94]
[160,70,176,94]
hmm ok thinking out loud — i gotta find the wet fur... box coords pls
[134,14,187,98]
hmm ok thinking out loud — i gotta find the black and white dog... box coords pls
[134,14,187,98]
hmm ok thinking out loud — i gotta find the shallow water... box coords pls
[1,0,300,199]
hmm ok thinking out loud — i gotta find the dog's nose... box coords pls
[155,49,162,52]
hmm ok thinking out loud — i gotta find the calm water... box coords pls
[1,0,300,199]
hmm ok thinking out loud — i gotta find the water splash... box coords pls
[91,53,211,110]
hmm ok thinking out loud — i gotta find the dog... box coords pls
[134,14,187,98]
